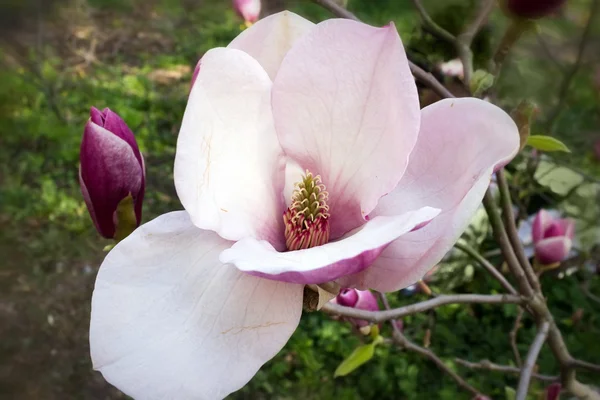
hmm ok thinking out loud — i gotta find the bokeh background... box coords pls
[1,0,599,398]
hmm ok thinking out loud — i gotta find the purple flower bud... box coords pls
[545,382,561,400]
[233,0,261,24]
[505,0,566,19]
[333,288,379,328]
[532,209,574,265]
[79,107,145,239]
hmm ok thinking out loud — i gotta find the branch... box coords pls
[456,0,495,84]
[377,292,484,397]
[454,242,518,295]
[455,358,557,382]
[547,0,599,125]
[321,294,522,323]
[410,0,456,44]
[311,0,456,99]
[482,190,535,297]
[392,330,482,396]
[510,307,524,366]
[496,169,540,293]
[516,321,550,400]
[571,359,600,374]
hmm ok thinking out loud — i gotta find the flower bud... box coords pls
[233,0,261,25]
[532,209,574,265]
[333,288,379,328]
[79,107,145,240]
[504,0,567,19]
[545,382,561,400]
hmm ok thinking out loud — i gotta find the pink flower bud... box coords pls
[79,107,145,239]
[333,288,379,328]
[545,382,561,400]
[504,0,566,19]
[532,209,574,265]
[232,0,261,24]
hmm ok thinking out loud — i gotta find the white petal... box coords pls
[272,19,420,238]
[339,98,520,292]
[220,207,439,284]
[228,11,315,80]
[90,211,303,399]
[175,47,286,247]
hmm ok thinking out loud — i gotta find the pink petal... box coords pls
[228,11,315,80]
[272,19,420,239]
[174,47,286,248]
[535,236,572,264]
[533,209,553,243]
[555,218,575,240]
[220,207,440,284]
[90,211,303,399]
[339,98,520,292]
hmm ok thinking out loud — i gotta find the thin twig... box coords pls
[496,169,541,293]
[516,321,550,400]
[510,307,524,367]
[571,359,600,374]
[547,0,599,125]
[392,330,483,396]
[410,0,456,44]
[455,358,557,382]
[311,0,456,99]
[378,292,483,397]
[456,0,495,84]
[454,242,518,295]
[321,294,522,323]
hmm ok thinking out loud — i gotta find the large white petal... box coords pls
[339,98,520,292]
[90,211,303,399]
[175,47,286,248]
[272,19,420,239]
[228,11,315,80]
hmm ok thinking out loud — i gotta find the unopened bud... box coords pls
[332,289,379,328]
[233,0,261,25]
[79,107,145,241]
[503,0,567,19]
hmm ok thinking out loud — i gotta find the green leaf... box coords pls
[526,135,571,153]
[470,69,494,97]
[334,342,376,377]
[505,386,516,400]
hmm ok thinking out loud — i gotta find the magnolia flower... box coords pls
[333,288,379,328]
[532,209,575,265]
[233,0,261,24]
[79,107,145,239]
[90,12,519,399]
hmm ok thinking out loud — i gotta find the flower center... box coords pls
[283,170,330,251]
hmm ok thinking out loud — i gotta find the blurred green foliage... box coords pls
[0,0,599,399]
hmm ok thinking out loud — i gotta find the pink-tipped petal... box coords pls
[339,98,520,292]
[175,47,286,247]
[535,236,572,264]
[272,19,420,239]
[90,211,303,399]
[228,11,315,80]
[220,207,440,284]
[532,209,553,243]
